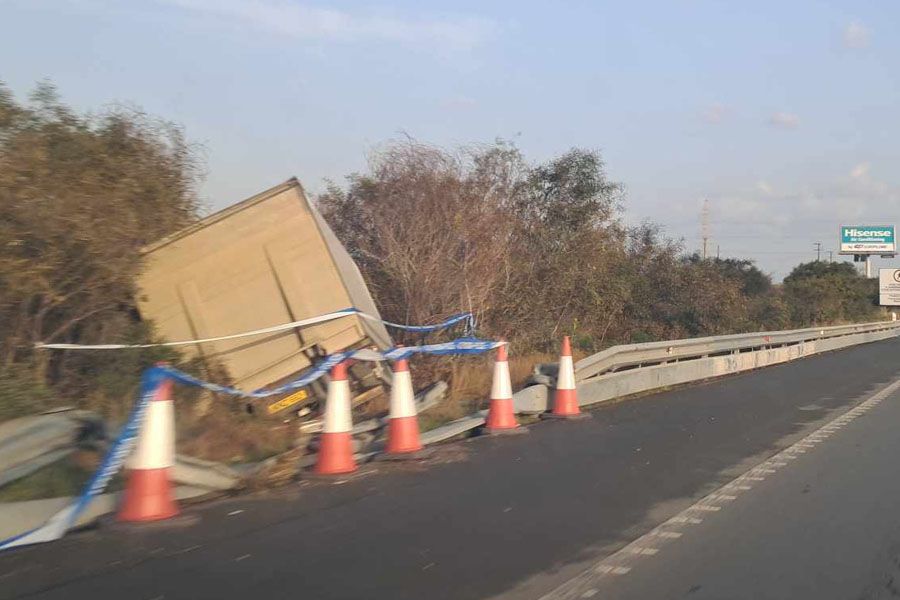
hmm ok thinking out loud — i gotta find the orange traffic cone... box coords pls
[313,362,358,475]
[118,377,179,522]
[385,355,424,455]
[485,343,526,434]
[544,336,590,419]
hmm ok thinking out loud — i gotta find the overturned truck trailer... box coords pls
[136,178,391,415]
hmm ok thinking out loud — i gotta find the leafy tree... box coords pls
[318,139,521,332]
[711,258,771,296]
[319,139,882,353]
[782,261,878,325]
[0,81,201,414]
[516,148,621,237]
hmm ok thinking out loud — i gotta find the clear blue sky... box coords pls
[3,0,899,278]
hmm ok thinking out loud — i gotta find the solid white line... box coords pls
[538,376,900,600]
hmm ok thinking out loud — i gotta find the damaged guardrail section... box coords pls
[515,320,900,413]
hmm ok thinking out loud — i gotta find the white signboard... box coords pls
[879,269,900,306]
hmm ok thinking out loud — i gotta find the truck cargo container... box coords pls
[136,178,391,415]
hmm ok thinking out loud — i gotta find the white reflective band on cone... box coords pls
[558,355,576,390]
[323,379,352,433]
[127,400,175,470]
[491,360,512,399]
[389,370,417,419]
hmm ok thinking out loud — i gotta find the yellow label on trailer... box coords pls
[266,389,309,415]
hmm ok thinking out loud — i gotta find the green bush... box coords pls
[0,366,51,421]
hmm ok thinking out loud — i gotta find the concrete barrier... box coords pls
[0,486,213,541]
[514,321,900,413]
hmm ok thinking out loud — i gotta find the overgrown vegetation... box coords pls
[0,81,202,421]
[0,84,885,447]
[318,139,882,356]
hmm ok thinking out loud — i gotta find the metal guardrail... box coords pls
[575,320,900,382]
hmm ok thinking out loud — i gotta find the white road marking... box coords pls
[626,547,659,556]
[653,531,683,539]
[538,377,900,600]
[670,516,703,524]
[595,565,631,575]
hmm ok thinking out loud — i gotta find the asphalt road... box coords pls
[542,368,900,600]
[4,337,900,600]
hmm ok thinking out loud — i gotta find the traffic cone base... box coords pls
[553,387,579,415]
[485,398,528,434]
[386,416,423,454]
[314,432,357,475]
[117,468,178,522]
[543,389,592,420]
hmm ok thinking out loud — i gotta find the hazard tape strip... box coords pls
[34,309,474,350]
[0,368,164,551]
[159,337,502,398]
[0,336,501,551]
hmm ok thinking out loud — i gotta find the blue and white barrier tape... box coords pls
[0,336,502,551]
[160,336,502,398]
[0,368,165,551]
[34,309,474,350]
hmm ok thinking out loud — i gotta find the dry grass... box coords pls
[175,403,295,464]
[416,351,557,430]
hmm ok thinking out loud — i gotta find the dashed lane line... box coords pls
[537,376,900,600]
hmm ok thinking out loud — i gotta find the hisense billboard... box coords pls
[839,225,896,255]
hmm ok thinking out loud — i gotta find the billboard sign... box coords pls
[840,225,895,254]
[879,269,900,306]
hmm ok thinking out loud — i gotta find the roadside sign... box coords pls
[840,225,895,254]
[267,388,309,415]
[879,269,900,306]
